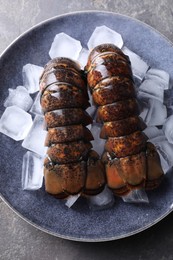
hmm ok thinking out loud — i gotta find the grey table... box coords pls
[0,1,173,259]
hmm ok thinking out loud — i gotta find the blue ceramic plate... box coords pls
[0,11,173,242]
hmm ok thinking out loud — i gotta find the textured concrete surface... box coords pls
[0,0,173,259]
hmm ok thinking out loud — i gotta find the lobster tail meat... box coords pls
[40,58,105,199]
[85,44,164,196]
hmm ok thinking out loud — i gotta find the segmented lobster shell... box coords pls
[40,58,105,198]
[85,44,164,196]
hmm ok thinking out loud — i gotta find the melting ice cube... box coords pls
[122,46,149,81]
[86,90,97,119]
[139,97,167,126]
[49,32,82,60]
[139,79,164,103]
[86,106,97,120]
[149,135,167,145]
[139,98,149,122]
[22,115,47,156]
[0,106,33,141]
[145,68,170,89]
[30,92,43,115]
[22,151,43,190]
[157,149,170,174]
[65,194,81,208]
[147,99,167,126]
[151,138,173,171]
[164,88,173,108]
[22,64,44,94]
[86,124,92,131]
[143,126,164,139]
[163,115,173,144]
[122,189,149,204]
[77,48,89,69]
[88,186,115,210]
[90,123,106,156]
[4,86,33,111]
[87,25,123,50]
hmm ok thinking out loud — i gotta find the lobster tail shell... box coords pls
[40,58,105,199]
[85,44,164,195]
[145,142,164,189]
[100,116,146,138]
[41,44,164,202]
[44,108,92,128]
[83,150,106,195]
[44,159,87,198]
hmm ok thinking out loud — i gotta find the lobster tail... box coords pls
[40,58,105,199]
[40,45,164,202]
[85,44,164,195]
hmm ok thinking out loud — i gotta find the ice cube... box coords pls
[157,149,170,174]
[122,189,149,204]
[152,139,173,171]
[86,124,92,131]
[30,92,43,115]
[4,86,33,111]
[0,106,33,141]
[147,99,167,126]
[146,68,170,89]
[22,64,44,94]
[22,115,47,156]
[86,90,97,119]
[139,79,164,103]
[139,97,167,126]
[22,151,43,190]
[149,135,167,144]
[90,123,105,156]
[87,186,115,210]
[40,71,57,90]
[86,106,97,119]
[163,115,173,144]
[122,46,149,80]
[164,88,173,108]
[139,106,149,122]
[133,77,142,88]
[167,106,173,117]
[87,25,123,50]
[139,98,149,122]
[77,48,89,69]
[49,32,82,60]
[143,126,164,139]
[65,194,81,208]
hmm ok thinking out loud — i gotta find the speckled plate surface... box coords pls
[0,11,173,242]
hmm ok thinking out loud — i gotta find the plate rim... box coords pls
[0,10,173,60]
[1,194,173,242]
[0,10,173,242]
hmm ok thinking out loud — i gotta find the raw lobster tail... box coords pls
[40,57,105,199]
[85,44,164,196]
